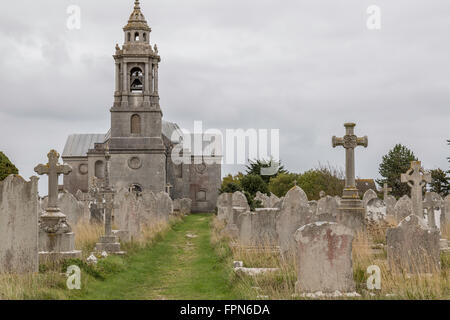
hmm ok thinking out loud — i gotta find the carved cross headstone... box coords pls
[34,150,72,213]
[380,183,392,200]
[401,161,431,218]
[332,123,368,199]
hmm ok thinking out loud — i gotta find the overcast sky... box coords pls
[0,0,449,194]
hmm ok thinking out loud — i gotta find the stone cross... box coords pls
[100,150,115,237]
[401,161,431,218]
[166,183,173,195]
[332,123,368,199]
[34,150,72,212]
[380,183,392,200]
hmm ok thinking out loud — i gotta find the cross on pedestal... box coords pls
[100,150,115,237]
[401,161,431,218]
[332,123,368,199]
[380,183,392,200]
[34,150,72,214]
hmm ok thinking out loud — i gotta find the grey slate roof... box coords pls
[62,134,106,158]
[62,121,183,158]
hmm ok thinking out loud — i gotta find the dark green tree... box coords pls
[376,144,417,198]
[218,181,242,194]
[429,168,449,197]
[245,159,287,184]
[0,152,18,181]
[240,174,269,197]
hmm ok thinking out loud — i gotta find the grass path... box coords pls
[73,214,241,300]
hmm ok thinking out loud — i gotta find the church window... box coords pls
[127,32,131,42]
[130,184,143,194]
[131,114,141,135]
[94,160,104,179]
[134,32,140,41]
[143,33,147,42]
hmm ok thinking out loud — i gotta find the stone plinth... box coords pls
[95,235,125,255]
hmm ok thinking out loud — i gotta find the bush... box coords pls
[0,151,18,181]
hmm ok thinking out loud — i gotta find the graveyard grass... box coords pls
[211,217,450,300]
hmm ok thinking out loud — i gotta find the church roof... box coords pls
[62,134,106,158]
[62,121,182,158]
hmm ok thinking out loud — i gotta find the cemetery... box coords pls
[0,0,449,303]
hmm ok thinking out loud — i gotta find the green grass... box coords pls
[69,214,243,300]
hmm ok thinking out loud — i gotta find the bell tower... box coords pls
[108,0,166,193]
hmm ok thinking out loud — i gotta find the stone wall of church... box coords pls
[188,160,221,213]
[62,158,89,194]
[109,152,166,193]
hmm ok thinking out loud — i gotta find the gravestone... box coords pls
[276,186,313,257]
[394,195,413,222]
[308,201,318,216]
[59,192,85,227]
[332,123,368,231]
[232,191,250,211]
[443,195,450,231]
[387,214,440,274]
[423,192,443,230]
[401,161,431,218]
[294,222,355,293]
[178,198,192,215]
[217,193,232,221]
[155,192,173,222]
[362,189,378,208]
[366,198,386,222]
[254,191,270,208]
[315,195,339,222]
[34,150,81,262]
[268,193,280,208]
[141,190,157,226]
[114,188,140,242]
[0,175,39,273]
[237,208,279,247]
[385,195,397,217]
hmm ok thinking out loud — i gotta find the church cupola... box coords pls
[123,0,151,45]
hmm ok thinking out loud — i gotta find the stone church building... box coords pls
[62,1,221,212]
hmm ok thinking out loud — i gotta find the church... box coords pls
[62,1,221,212]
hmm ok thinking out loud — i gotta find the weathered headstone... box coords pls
[387,214,440,274]
[366,198,386,222]
[362,189,378,208]
[423,192,443,230]
[254,191,270,208]
[315,195,339,222]
[217,193,232,221]
[0,175,39,273]
[332,123,368,231]
[34,150,81,262]
[238,208,279,247]
[59,192,85,227]
[114,188,140,242]
[385,195,397,217]
[294,222,355,293]
[380,183,392,200]
[400,161,431,218]
[232,191,250,211]
[155,192,173,222]
[141,189,157,226]
[276,186,313,257]
[394,195,413,222]
[443,195,450,231]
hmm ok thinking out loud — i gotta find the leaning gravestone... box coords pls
[0,175,39,273]
[394,195,413,222]
[276,186,313,257]
[294,222,355,294]
[387,214,440,274]
[237,208,279,247]
[366,198,386,222]
[362,189,378,208]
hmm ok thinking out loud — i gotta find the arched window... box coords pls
[127,32,131,42]
[94,160,104,179]
[143,33,147,42]
[134,32,140,41]
[131,114,141,135]
[129,184,143,194]
[130,67,143,92]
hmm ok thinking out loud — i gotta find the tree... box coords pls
[429,168,449,197]
[218,173,244,194]
[376,144,417,198]
[245,159,287,184]
[0,152,18,181]
[240,174,269,197]
[268,173,299,197]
